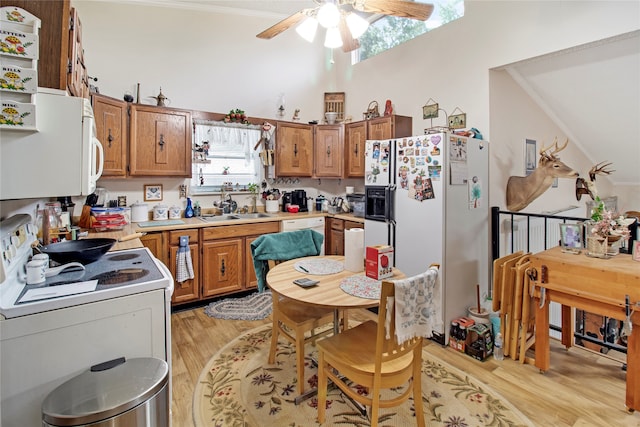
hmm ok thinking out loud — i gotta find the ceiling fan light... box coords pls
[324,26,343,48]
[296,17,318,42]
[317,2,340,28]
[346,12,369,39]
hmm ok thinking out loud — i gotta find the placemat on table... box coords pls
[294,258,344,275]
[340,275,382,299]
[137,220,185,227]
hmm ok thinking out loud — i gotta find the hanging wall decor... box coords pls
[448,106,466,129]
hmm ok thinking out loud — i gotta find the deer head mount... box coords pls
[506,138,579,211]
[575,161,615,201]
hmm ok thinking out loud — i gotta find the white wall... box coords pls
[2,1,638,219]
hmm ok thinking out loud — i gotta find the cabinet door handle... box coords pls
[158,134,165,150]
[326,145,331,156]
[354,143,358,156]
[293,143,298,156]
[107,129,113,147]
[220,259,226,275]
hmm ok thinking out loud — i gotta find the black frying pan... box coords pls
[39,238,116,265]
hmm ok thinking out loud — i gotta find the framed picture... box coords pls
[633,241,640,261]
[448,113,466,129]
[559,223,583,254]
[144,184,163,201]
[423,103,439,119]
[525,139,537,176]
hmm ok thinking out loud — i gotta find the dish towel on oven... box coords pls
[176,236,194,283]
[391,266,442,344]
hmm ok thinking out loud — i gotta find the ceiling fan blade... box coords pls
[355,0,434,21]
[339,15,360,52]
[256,10,307,39]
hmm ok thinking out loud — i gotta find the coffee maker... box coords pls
[291,189,308,212]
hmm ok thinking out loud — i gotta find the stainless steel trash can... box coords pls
[42,357,169,427]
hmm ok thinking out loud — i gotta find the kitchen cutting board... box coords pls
[137,220,185,227]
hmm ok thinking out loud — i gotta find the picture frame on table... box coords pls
[559,223,582,254]
[144,184,163,201]
[633,240,640,262]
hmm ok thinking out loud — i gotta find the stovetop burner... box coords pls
[1,214,172,319]
[90,268,150,285]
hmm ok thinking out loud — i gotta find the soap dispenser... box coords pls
[185,198,194,218]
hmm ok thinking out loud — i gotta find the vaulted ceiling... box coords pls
[133,1,640,186]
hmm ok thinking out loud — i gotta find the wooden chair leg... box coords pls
[296,327,306,395]
[317,352,327,423]
[268,319,279,364]
[414,348,426,427]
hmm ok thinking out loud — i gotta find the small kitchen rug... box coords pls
[204,291,272,320]
[193,324,536,427]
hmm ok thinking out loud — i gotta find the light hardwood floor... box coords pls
[171,307,640,427]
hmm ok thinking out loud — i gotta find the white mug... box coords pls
[26,259,48,285]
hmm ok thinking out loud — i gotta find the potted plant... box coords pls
[247,182,260,213]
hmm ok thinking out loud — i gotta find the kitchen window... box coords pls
[191,120,261,192]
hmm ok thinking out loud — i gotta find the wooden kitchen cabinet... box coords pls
[275,121,314,177]
[139,232,168,267]
[344,121,367,178]
[326,217,364,255]
[168,230,200,304]
[129,104,192,177]
[201,238,243,297]
[201,222,279,298]
[314,124,343,178]
[366,115,413,140]
[0,0,87,96]
[92,94,128,177]
[67,7,87,97]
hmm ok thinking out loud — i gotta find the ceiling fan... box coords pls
[256,0,434,52]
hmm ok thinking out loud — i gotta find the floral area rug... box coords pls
[193,325,535,427]
[204,291,272,320]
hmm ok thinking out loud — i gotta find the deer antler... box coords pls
[588,161,615,181]
[539,137,569,161]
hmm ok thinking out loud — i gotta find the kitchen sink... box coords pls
[233,213,274,219]
[198,214,240,222]
[198,213,274,222]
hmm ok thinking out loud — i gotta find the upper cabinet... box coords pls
[94,98,193,177]
[314,124,343,178]
[274,115,413,179]
[0,0,87,97]
[344,121,367,178]
[129,104,192,177]
[275,121,314,177]
[92,94,127,177]
[366,115,413,141]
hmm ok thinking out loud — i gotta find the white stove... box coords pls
[0,214,174,426]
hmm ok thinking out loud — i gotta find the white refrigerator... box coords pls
[364,133,489,342]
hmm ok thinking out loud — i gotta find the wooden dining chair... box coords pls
[316,278,425,427]
[266,259,337,396]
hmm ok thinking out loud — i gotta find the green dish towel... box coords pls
[250,230,324,292]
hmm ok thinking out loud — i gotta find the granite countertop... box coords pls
[87,212,364,250]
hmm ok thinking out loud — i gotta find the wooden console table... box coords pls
[530,246,640,412]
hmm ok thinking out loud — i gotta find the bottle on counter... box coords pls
[185,198,194,218]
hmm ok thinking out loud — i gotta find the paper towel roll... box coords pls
[344,228,365,272]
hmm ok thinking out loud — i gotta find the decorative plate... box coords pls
[339,275,382,299]
[294,258,344,275]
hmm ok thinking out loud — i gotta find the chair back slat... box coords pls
[376,280,422,365]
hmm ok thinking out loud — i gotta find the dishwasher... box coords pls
[281,217,325,255]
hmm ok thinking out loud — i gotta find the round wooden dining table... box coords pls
[266,255,406,325]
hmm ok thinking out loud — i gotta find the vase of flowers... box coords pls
[586,197,633,257]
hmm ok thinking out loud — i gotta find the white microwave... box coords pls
[0,90,103,200]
